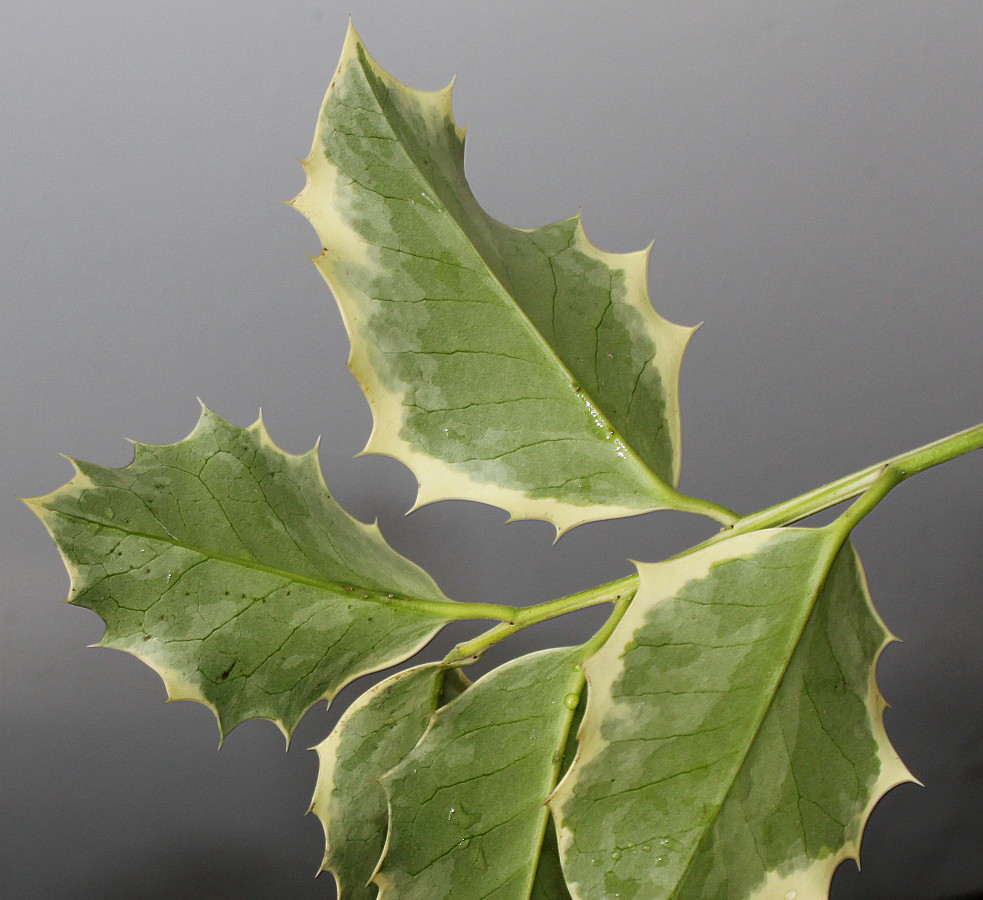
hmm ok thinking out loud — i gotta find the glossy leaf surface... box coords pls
[550,527,911,899]
[27,406,454,737]
[292,25,732,533]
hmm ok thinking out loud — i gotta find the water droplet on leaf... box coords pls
[563,692,579,710]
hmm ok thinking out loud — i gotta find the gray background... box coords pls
[2,2,980,897]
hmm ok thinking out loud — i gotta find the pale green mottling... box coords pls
[375,648,582,900]
[311,664,467,900]
[27,406,452,737]
[292,27,726,533]
[551,528,908,899]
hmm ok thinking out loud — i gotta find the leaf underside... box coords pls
[310,663,468,900]
[375,648,583,900]
[27,406,454,738]
[550,527,912,900]
[292,24,727,534]
[323,528,907,900]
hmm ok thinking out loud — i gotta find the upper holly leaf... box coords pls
[26,406,458,738]
[291,24,735,534]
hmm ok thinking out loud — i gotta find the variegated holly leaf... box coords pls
[26,406,461,738]
[291,25,734,534]
[374,648,582,900]
[550,525,912,900]
[310,663,469,900]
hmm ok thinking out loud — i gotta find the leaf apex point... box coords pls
[340,19,364,59]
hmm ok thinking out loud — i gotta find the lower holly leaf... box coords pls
[529,819,575,900]
[374,648,582,900]
[26,406,459,738]
[549,526,912,900]
[310,663,469,899]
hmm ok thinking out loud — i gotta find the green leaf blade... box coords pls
[311,663,468,900]
[292,25,732,533]
[374,648,582,900]
[27,406,454,737]
[550,528,911,900]
[529,820,574,900]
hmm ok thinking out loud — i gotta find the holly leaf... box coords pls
[529,820,575,900]
[291,25,733,534]
[26,405,458,738]
[373,648,582,900]
[550,525,912,899]
[310,663,469,900]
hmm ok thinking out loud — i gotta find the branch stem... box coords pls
[714,422,983,538]
[442,422,983,662]
[442,579,633,665]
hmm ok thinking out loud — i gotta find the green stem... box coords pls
[443,421,982,663]
[577,591,634,659]
[442,579,634,665]
[717,422,983,538]
[831,464,906,537]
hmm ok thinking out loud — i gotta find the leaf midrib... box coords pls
[347,45,672,502]
[46,507,452,619]
[666,531,844,898]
